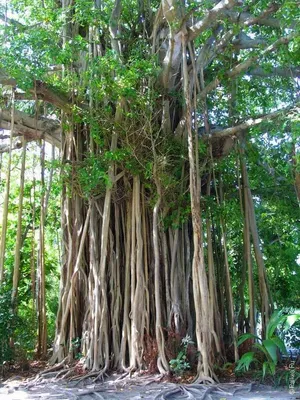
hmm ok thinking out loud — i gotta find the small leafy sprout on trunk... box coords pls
[169,335,194,375]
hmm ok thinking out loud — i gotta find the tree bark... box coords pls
[11,138,27,310]
[240,138,271,337]
[0,88,15,283]
[37,139,47,358]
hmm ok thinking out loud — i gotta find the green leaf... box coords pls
[237,333,260,347]
[177,351,184,359]
[262,339,278,365]
[284,314,300,331]
[266,310,287,339]
[253,343,269,359]
[271,336,288,355]
[262,361,269,378]
[235,352,256,372]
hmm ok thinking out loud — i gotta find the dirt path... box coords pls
[0,375,299,400]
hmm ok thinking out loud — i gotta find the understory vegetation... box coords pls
[0,0,299,385]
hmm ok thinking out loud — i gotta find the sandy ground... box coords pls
[0,375,299,400]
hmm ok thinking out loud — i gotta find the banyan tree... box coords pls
[0,0,299,381]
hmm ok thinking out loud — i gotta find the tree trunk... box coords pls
[292,143,300,204]
[11,139,27,310]
[153,171,169,373]
[239,148,256,336]
[182,37,215,381]
[37,140,47,358]
[240,138,271,337]
[218,176,239,362]
[0,88,15,283]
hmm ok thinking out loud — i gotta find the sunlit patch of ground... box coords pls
[0,374,299,400]
[0,362,299,399]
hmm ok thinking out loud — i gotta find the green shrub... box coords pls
[0,288,15,364]
[235,310,300,379]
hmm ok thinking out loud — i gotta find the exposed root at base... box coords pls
[193,375,215,384]
[233,382,254,395]
[39,357,68,377]
[71,366,109,386]
[144,373,167,385]
[23,359,80,388]
[92,370,108,383]
[154,383,254,400]
[114,371,167,387]
[72,371,101,385]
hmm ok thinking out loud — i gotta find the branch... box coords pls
[194,3,282,72]
[188,0,237,42]
[0,12,24,28]
[109,0,122,57]
[248,66,300,79]
[199,33,296,99]
[35,81,71,112]
[0,68,72,112]
[0,108,61,147]
[224,7,283,29]
[232,33,267,49]
[162,0,183,25]
[0,12,43,30]
[2,92,49,101]
[161,0,237,89]
[0,141,23,153]
[207,104,299,139]
[229,34,295,78]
